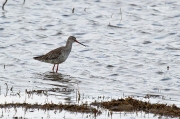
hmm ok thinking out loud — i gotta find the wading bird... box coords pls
[33,36,86,72]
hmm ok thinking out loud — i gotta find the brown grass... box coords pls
[91,97,180,117]
[0,102,101,115]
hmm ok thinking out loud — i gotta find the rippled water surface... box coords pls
[0,0,180,118]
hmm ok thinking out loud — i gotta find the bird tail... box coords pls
[33,55,44,60]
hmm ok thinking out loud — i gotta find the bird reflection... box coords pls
[43,72,72,82]
[41,71,80,87]
[35,71,80,104]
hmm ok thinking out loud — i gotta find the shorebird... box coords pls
[33,36,86,72]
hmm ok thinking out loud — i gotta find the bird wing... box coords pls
[34,47,64,61]
[41,47,63,60]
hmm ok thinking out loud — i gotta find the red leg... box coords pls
[52,64,55,72]
[56,64,59,73]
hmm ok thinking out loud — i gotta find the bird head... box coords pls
[68,36,86,46]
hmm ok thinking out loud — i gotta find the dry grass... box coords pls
[91,97,180,117]
[0,102,101,115]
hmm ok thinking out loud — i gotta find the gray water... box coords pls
[0,0,180,118]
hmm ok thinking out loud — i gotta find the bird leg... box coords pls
[52,64,55,72]
[56,64,59,73]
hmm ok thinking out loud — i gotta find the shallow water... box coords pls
[0,0,180,118]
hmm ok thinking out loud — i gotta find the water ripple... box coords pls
[0,1,180,118]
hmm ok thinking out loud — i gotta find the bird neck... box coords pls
[65,41,73,50]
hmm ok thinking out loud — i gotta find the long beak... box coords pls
[75,40,86,47]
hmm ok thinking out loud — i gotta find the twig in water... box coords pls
[23,0,25,5]
[17,90,21,98]
[120,8,122,22]
[110,8,122,25]
[111,13,114,18]
[2,0,8,11]
[4,83,9,97]
[63,112,66,119]
[76,84,80,103]
[10,86,13,91]
[84,8,86,12]
[72,8,75,13]
[13,107,17,117]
